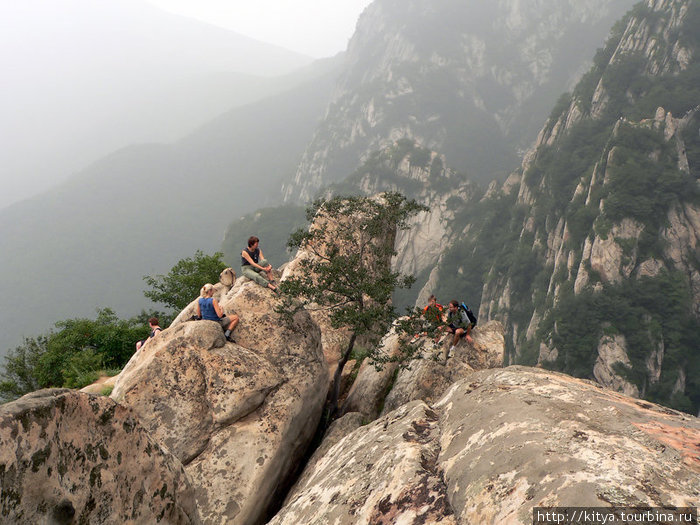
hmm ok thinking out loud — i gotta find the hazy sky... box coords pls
[146,0,374,58]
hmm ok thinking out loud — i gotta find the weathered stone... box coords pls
[0,389,199,524]
[341,329,401,420]
[435,367,700,522]
[269,402,457,525]
[112,280,328,525]
[381,321,505,416]
[592,332,640,397]
[271,366,700,525]
[588,218,643,284]
[283,412,366,506]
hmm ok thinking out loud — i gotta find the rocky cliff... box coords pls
[271,367,700,524]
[427,0,700,414]
[2,191,699,524]
[282,0,639,203]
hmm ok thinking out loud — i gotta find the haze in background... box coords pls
[146,0,374,58]
[0,0,321,209]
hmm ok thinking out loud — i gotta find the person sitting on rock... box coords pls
[241,236,278,293]
[423,295,445,337]
[411,294,445,343]
[135,317,162,350]
[444,299,474,359]
[195,283,239,342]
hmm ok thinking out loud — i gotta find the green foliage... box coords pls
[547,272,699,415]
[600,123,699,246]
[0,336,46,402]
[101,385,114,396]
[548,92,572,123]
[221,206,308,267]
[0,309,154,402]
[38,308,148,387]
[277,192,427,416]
[62,348,103,389]
[143,250,225,311]
[279,193,426,340]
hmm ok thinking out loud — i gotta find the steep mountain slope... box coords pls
[428,0,700,413]
[0,58,340,357]
[0,0,311,208]
[282,0,640,203]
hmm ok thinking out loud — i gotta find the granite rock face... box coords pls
[382,320,505,416]
[111,279,328,525]
[271,366,700,525]
[268,401,456,525]
[345,320,505,421]
[0,389,199,524]
[283,0,638,202]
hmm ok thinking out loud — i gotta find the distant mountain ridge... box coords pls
[282,0,640,203]
[0,57,341,357]
[427,0,700,413]
[0,0,312,208]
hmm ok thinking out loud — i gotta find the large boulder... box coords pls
[111,280,328,525]
[383,320,505,416]
[271,366,700,524]
[345,320,505,420]
[341,328,402,420]
[0,389,199,524]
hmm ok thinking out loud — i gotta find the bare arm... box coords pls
[213,298,225,318]
[259,249,272,271]
[242,249,270,271]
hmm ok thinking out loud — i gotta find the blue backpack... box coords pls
[459,303,477,327]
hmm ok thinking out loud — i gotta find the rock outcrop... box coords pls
[344,320,505,421]
[271,366,700,525]
[382,320,505,416]
[0,389,199,524]
[425,0,700,411]
[111,279,328,525]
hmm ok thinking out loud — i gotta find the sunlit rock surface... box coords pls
[0,389,199,524]
[111,279,328,525]
[271,366,700,524]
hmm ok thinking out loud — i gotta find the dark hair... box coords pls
[449,300,459,308]
[428,294,437,301]
[248,236,259,247]
[148,317,159,326]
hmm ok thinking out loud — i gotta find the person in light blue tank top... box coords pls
[194,283,239,342]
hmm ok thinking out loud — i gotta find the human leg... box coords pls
[258,258,274,282]
[452,328,464,347]
[242,266,269,287]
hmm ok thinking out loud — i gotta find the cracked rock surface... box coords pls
[0,389,199,524]
[271,366,700,524]
[112,280,328,525]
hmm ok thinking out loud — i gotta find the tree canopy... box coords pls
[276,192,427,417]
[143,250,226,311]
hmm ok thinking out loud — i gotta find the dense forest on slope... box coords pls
[430,0,700,414]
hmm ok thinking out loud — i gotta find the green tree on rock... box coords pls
[276,192,427,419]
[143,250,226,311]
